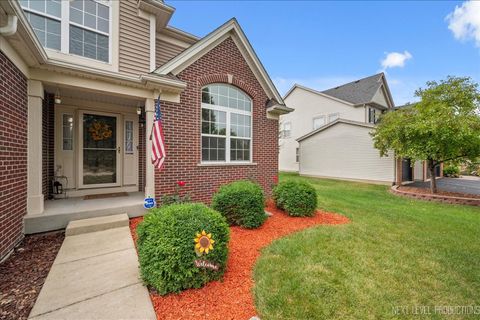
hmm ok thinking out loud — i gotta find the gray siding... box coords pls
[119,0,150,75]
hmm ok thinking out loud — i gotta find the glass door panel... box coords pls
[82,113,118,185]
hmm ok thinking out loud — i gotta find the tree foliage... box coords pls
[371,76,480,192]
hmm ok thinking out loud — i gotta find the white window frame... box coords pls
[124,119,134,154]
[282,121,291,139]
[313,115,326,130]
[21,1,62,51]
[21,0,112,64]
[62,113,74,151]
[295,147,299,163]
[201,85,253,164]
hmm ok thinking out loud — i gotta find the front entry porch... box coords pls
[25,80,161,233]
[25,192,146,234]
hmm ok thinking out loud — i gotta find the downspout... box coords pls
[0,15,18,36]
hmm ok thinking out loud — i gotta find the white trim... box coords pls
[61,113,75,151]
[60,0,68,52]
[0,35,29,76]
[284,84,355,106]
[297,119,375,142]
[27,80,44,215]
[156,32,192,49]
[154,18,284,105]
[149,13,156,71]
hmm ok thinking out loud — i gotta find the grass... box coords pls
[253,173,480,320]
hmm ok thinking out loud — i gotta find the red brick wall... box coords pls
[0,51,28,260]
[154,37,279,204]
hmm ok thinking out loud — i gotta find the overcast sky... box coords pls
[168,0,480,106]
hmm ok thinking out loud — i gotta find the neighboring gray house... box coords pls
[279,73,434,184]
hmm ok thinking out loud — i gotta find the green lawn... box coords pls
[253,173,480,320]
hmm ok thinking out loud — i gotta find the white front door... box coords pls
[79,111,121,188]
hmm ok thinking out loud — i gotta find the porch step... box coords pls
[24,192,146,234]
[65,214,129,236]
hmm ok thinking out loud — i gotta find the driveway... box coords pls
[408,177,480,195]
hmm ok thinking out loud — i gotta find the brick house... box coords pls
[0,0,291,260]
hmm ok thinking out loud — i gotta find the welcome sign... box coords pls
[194,230,219,271]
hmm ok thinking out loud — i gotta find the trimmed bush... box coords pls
[273,181,317,217]
[211,180,266,229]
[443,165,460,178]
[137,203,230,295]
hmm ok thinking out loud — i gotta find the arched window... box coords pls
[201,84,252,163]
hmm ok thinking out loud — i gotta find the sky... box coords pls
[167,0,480,106]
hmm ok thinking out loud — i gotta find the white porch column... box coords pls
[27,80,44,215]
[144,98,155,198]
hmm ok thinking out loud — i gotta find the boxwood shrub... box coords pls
[273,180,317,217]
[211,180,266,229]
[136,203,230,295]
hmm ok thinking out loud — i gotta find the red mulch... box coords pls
[399,186,480,199]
[0,231,65,320]
[129,201,349,320]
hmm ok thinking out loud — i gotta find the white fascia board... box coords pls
[284,84,355,106]
[297,119,374,142]
[154,18,284,104]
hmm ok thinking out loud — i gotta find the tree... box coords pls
[371,76,480,193]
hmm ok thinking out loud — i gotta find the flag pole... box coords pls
[149,94,161,141]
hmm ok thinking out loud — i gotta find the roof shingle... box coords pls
[321,73,384,105]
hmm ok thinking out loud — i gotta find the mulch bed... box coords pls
[399,186,480,199]
[0,231,65,320]
[129,201,349,320]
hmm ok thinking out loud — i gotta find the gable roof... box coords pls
[283,84,355,106]
[321,73,395,108]
[153,18,284,105]
[296,119,375,142]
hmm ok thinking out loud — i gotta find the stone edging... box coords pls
[390,185,480,207]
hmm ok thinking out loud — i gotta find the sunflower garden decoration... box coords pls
[194,230,214,255]
[194,230,220,271]
[136,203,229,295]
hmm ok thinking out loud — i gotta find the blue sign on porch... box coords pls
[144,197,156,209]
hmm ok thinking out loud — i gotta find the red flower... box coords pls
[177,181,186,187]
[273,175,278,184]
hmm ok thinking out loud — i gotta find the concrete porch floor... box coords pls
[24,192,147,234]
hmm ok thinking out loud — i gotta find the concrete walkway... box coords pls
[28,214,155,320]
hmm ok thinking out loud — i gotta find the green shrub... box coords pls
[211,180,266,229]
[273,181,317,217]
[443,165,460,178]
[137,203,230,295]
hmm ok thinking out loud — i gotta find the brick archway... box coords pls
[197,74,259,100]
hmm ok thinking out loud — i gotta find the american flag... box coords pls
[150,96,166,169]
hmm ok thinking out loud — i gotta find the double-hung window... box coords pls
[20,0,62,50]
[69,0,110,62]
[21,0,111,63]
[368,107,379,124]
[201,84,252,163]
[282,122,291,138]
